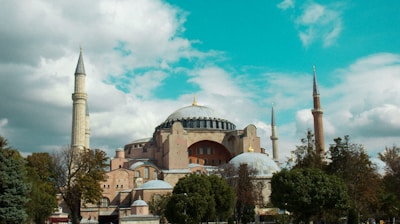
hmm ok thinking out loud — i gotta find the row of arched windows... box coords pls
[157,118,236,130]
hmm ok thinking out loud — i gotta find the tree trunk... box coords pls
[70,197,82,224]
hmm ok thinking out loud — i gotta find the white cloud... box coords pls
[322,53,400,154]
[278,1,344,47]
[297,3,325,24]
[0,0,199,153]
[277,0,295,10]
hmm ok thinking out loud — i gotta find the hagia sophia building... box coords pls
[68,50,325,224]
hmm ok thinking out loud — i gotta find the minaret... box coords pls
[311,66,325,156]
[85,103,90,149]
[71,49,89,150]
[270,104,279,162]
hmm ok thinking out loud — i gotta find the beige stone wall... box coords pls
[100,169,135,205]
[110,157,128,170]
[162,172,190,187]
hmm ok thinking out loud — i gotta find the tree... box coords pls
[25,153,58,224]
[291,129,326,169]
[52,147,108,224]
[0,136,31,224]
[165,174,213,223]
[165,173,234,223]
[326,136,381,221]
[378,146,400,221]
[148,193,171,223]
[235,164,256,224]
[208,174,235,222]
[270,168,349,224]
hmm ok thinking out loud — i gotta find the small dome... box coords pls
[140,180,173,190]
[229,152,280,177]
[132,199,148,207]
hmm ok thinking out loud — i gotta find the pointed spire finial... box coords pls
[271,103,276,126]
[313,65,319,95]
[75,48,86,75]
[192,95,198,106]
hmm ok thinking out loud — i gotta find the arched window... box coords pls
[144,167,149,179]
[135,171,141,178]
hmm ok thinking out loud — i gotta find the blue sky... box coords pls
[0,0,399,164]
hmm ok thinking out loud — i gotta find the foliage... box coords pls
[347,208,358,224]
[235,164,256,223]
[291,129,326,169]
[270,168,349,223]
[326,136,381,219]
[0,136,31,224]
[165,174,213,223]
[148,193,171,223]
[208,174,235,221]
[52,147,108,224]
[165,173,234,223]
[25,153,58,224]
[378,146,400,218]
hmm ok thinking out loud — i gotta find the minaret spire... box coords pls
[311,66,325,156]
[71,49,89,150]
[313,65,319,95]
[270,103,279,162]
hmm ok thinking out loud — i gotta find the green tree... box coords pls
[165,174,213,224]
[208,174,235,221]
[291,129,326,169]
[165,173,234,223]
[327,136,381,221]
[52,147,108,224]
[148,193,171,223]
[378,146,400,220]
[25,153,58,224]
[0,136,31,224]
[270,168,349,224]
[235,164,256,224]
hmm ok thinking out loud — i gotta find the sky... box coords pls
[0,0,399,165]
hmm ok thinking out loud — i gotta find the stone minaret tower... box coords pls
[311,66,325,156]
[71,49,89,150]
[85,103,90,149]
[270,104,279,162]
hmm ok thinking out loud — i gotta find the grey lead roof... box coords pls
[166,105,223,122]
[75,49,86,75]
[313,65,319,95]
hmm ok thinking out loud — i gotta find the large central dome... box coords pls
[156,101,236,131]
[166,105,221,121]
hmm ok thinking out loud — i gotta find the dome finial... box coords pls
[192,95,198,106]
[248,143,254,152]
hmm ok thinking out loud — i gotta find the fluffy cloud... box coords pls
[0,0,198,154]
[277,0,295,10]
[0,0,398,164]
[277,1,344,47]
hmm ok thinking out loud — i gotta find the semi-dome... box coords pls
[129,161,157,170]
[131,199,148,207]
[157,101,236,131]
[140,180,173,190]
[229,152,280,177]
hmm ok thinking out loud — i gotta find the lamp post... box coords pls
[183,193,188,223]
